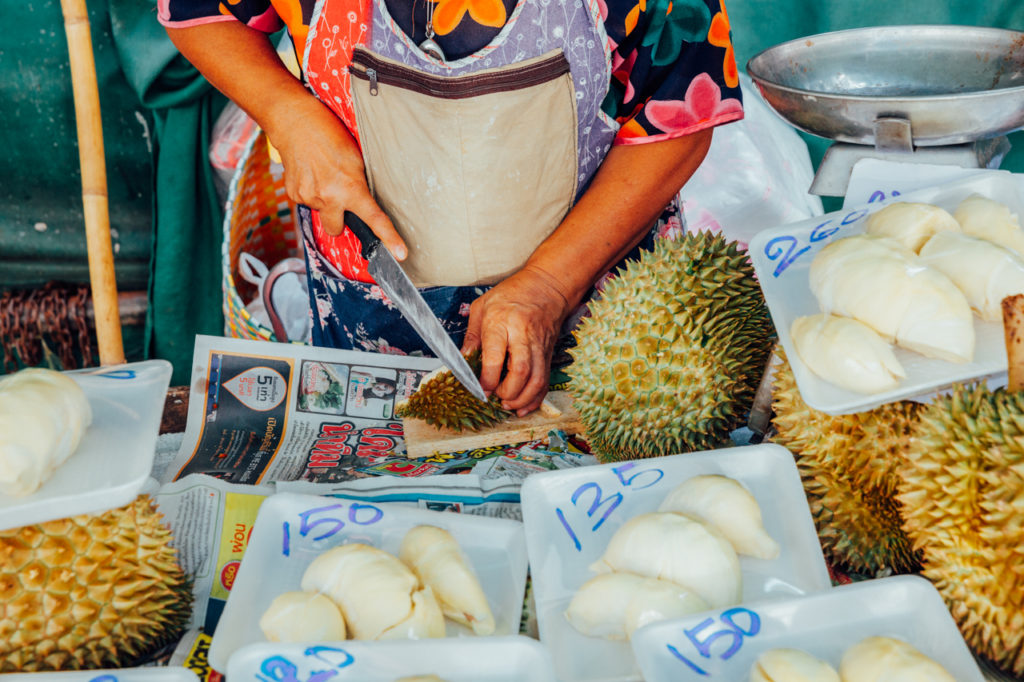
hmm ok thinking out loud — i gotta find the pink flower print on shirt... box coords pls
[644,72,742,134]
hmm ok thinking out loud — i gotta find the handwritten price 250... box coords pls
[282,502,384,556]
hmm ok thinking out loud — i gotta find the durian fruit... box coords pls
[749,648,839,682]
[918,231,1024,321]
[301,543,444,640]
[790,314,905,394]
[564,572,708,640]
[567,231,776,460]
[590,512,741,608]
[395,350,510,431]
[898,384,1024,675]
[772,352,922,575]
[399,525,495,635]
[0,368,92,496]
[839,636,955,682]
[809,234,974,363]
[0,496,192,672]
[259,590,347,642]
[953,194,1024,257]
[658,474,779,559]
[863,201,960,252]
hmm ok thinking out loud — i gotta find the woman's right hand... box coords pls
[265,96,408,260]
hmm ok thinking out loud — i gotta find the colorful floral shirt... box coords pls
[159,0,743,145]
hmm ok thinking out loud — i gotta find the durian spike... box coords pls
[1001,293,1024,391]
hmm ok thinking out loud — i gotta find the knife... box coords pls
[343,211,489,403]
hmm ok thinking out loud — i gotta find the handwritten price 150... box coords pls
[762,207,870,278]
[282,502,384,556]
[555,462,664,552]
[257,646,354,682]
[666,607,762,676]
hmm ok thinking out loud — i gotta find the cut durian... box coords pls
[898,384,1024,675]
[259,591,347,642]
[0,368,92,496]
[395,350,509,431]
[565,572,709,640]
[790,314,905,394]
[0,496,191,672]
[399,525,495,635]
[953,194,1024,257]
[918,231,1024,321]
[772,352,922,575]
[749,648,839,682]
[568,231,775,460]
[809,234,974,363]
[863,201,960,253]
[377,585,446,640]
[839,636,955,682]
[591,512,741,608]
[658,474,779,559]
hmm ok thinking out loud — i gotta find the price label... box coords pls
[762,207,870,278]
[665,607,762,676]
[256,646,354,682]
[554,462,664,552]
[282,502,384,556]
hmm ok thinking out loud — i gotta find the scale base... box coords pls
[810,136,1011,197]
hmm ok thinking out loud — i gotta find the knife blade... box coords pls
[343,211,489,403]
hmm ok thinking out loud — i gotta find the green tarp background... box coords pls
[0,0,1022,383]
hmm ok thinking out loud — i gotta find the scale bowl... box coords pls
[746,25,1024,146]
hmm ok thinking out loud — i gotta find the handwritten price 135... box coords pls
[257,646,354,682]
[282,502,384,556]
[666,607,762,676]
[555,462,664,552]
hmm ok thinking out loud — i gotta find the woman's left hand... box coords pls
[462,266,572,417]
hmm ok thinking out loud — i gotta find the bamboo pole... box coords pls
[60,0,125,366]
[1002,294,1024,392]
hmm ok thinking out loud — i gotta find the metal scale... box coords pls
[746,25,1024,197]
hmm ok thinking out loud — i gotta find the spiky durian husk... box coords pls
[567,231,776,461]
[772,353,922,576]
[0,496,192,672]
[395,350,510,432]
[899,384,1024,676]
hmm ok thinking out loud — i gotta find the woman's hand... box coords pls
[462,265,572,416]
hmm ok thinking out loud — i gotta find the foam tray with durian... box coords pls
[520,444,832,682]
[749,170,1024,416]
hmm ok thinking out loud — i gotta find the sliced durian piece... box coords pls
[750,648,840,682]
[301,543,420,640]
[658,474,780,559]
[953,194,1024,257]
[377,585,446,640]
[790,314,905,394]
[839,636,955,681]
[809,235,974,363]
[399,525,495,635]
[565,573,709,640]
[0,368,92,496]
[591,512,741,608]
[395,350,510,432]
[864,201,961,253]
[772,352,922,575]
[918,231,1024,321]
[259,591,347,642]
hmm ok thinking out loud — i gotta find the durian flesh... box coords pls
[399,525,495,635]
[918,230,1024,321]
[259,591,347,642]
[0,496,191,672]
[953,194,1024,257]
[839,636,955,682]
[863,201,960,253]
[658,474,780,560]
[749,648,839,682]
[790,314,905,394]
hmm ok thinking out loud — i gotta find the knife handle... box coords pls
[344,211,382,261]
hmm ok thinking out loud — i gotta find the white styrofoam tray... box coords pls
[631,575,984,681]
[0,360,172,531]
[0,668,199,682]
[749,171,1024,415]
[208,492,528,672]
[226,636,556,681]
[520,444,831,682]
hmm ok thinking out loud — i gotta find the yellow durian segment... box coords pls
[259,591,346,642]
[750,648,839,682]
[919,231,1024,321]
[953,194,1024,257]
[790,314,904,394]
[864,201,960,253]
[839,636,955,682]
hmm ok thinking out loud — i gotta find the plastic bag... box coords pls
[237,252,311,342]
[680,73,824,249]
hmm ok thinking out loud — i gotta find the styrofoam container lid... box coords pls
[226,636,556,681]
[0,360,172,531]
[520,444,831,682]
[631,575,985,681]
[0,668,199,682]
[208,492,529,672]
[749,171,1024,415]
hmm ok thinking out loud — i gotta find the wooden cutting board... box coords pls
[401,390,584,458]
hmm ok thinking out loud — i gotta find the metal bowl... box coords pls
[746,25,1024,146]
